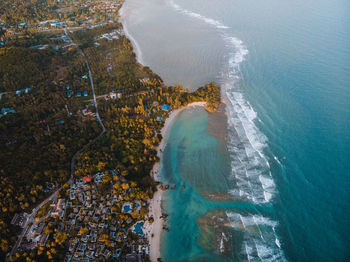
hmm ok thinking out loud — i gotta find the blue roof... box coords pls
[76,92,82,97]
[156,116,162,121]
[59,120,65,124]
[66,86,71,90]
[67,93,72,98]
[0,42,4,45]
[16,90,21,94]
[160,104,170,111]
[25,88,30,93]
[1,107,15,114]
[83,91,88,96]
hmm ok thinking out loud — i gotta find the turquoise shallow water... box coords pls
[160,107,285,261]
[122,0,350,261]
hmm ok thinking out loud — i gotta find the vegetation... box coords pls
[0,0,221,260]
[0,32,100,260]
[35,201,53,219]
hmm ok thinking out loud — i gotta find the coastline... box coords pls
[118,2,208,260]
[119,2,145,65]
[147,102,206,262]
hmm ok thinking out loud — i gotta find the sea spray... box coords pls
[226,212,286,261]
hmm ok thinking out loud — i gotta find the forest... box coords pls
[0,16,220,261]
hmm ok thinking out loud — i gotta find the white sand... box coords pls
[147,102,206,262]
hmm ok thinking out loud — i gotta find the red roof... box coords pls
[83,174,92,182]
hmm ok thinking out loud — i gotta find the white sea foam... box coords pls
[223,38,276,204]
[166,0,285,260]
[168,0,229,30]
[226,212,286,261]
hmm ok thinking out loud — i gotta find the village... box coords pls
[0,0,183,260]
[11,170,151,261]
[0,0,123,50]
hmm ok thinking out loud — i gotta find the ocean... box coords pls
[120,0,350,261]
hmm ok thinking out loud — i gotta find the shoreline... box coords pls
[118,2,207,260]
[147,102,206,262]
[119,2,145,65]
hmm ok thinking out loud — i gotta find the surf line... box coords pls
[167,0,276,204]
[166,1,287,260]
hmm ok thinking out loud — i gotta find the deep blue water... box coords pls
[122,0,350,261]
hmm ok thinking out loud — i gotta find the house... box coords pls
[140,77,150,83]
[70,191,75,200]
[11,212,28,227]
[29,223,45,240]
[125,253,144,262]
[109,92,122,99]
[51,199,66,218]
[83,174,92,183]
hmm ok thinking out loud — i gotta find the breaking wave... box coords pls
[169,0,229,29]
[167,0,275,204]
[168,1,286,260]
[226,212,286,262]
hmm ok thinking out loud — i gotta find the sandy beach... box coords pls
[147,102,206,262]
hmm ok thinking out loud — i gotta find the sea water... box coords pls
[121,0,350,261]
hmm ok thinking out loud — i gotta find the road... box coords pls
[8,29,106,260]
